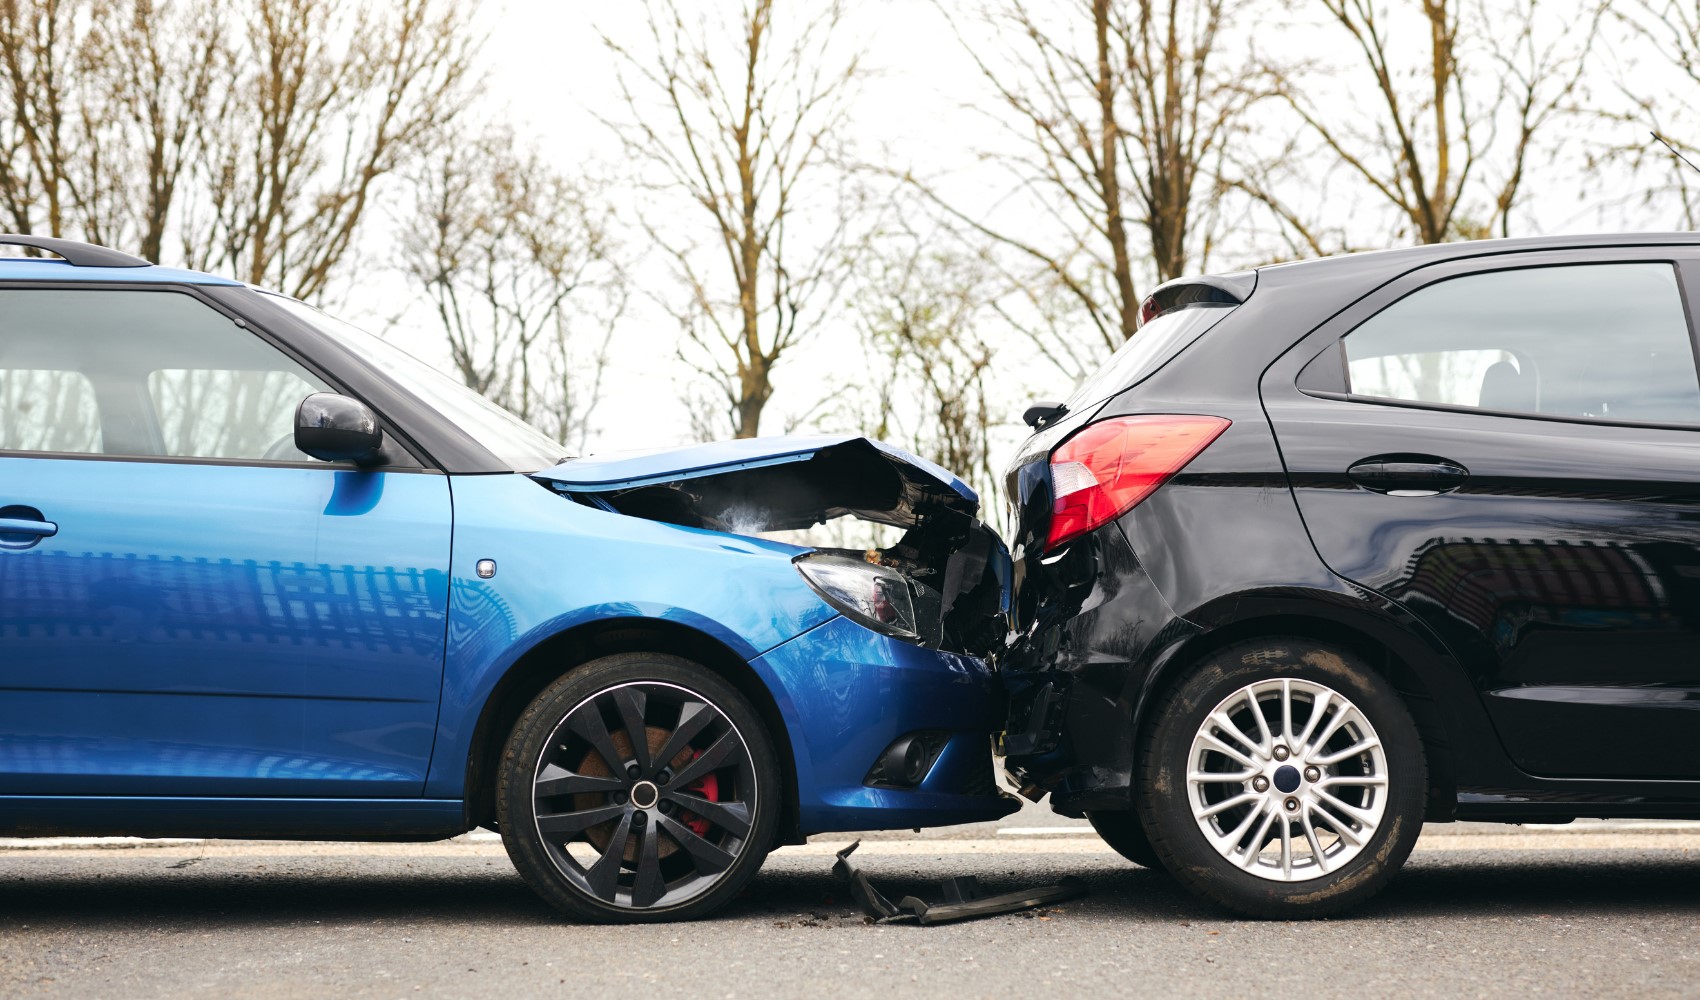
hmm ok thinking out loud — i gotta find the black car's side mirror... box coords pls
[1023,401,1068,429]
[295,392,383,464]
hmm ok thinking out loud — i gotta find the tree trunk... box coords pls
[1096,0,1140,340]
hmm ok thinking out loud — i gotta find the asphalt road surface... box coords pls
[3,823,1699,999]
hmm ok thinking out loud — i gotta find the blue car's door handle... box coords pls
[0,516,57,537]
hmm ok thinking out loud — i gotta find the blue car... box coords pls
[0,234,1017,922]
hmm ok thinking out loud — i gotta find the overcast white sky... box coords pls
[474,1,1010,455]
[350,0,1687,461]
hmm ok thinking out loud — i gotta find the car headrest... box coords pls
[1479,360,1534,413]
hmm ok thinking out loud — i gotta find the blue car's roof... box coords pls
[544,434,977,503]
[0,257,240,285]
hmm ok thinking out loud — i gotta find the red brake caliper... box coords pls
[680,748,720,837]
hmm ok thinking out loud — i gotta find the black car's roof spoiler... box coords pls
[1139,270,1257,326]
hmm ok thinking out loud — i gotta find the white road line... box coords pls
[0,837,208,849]
[1425,820,1700,836]
[995,825,1095,836]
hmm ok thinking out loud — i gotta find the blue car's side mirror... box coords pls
[295,392,383,465]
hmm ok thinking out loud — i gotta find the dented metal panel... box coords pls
[538,434,977,532]
[539,434,1012,658]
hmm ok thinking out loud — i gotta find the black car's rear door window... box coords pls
[1341,262,1700,426]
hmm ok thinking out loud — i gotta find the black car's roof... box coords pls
[1118,232,1700,425]
[1256,231,1700,280]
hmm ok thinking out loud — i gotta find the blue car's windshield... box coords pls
[266,294,570,472]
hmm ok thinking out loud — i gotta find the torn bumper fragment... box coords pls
[832,841,1086,925]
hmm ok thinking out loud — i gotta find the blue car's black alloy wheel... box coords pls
[498,654,780,922]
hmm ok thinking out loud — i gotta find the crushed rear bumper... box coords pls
[999,520,1198,814]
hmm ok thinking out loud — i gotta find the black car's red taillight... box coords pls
[1046,414,1230,551]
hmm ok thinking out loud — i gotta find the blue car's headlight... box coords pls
[793,553,920,640]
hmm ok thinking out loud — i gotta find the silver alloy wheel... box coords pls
[1186,677,1389,882]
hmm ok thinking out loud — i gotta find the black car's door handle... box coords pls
[1347,457,1469,496]
[0,515,57,537]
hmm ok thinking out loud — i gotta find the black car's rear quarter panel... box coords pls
[1258,243,1700,812]
[1004,280,1351,810]
[1006,236,1700,825]
[1003,253,1478,815]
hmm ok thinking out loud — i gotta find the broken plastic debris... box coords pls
[831,840,1086,926]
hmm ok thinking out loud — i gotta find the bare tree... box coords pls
[1260,0,1599,245]
[94,0,232,262]
[915,0,1262,366]
[185,0,479,300]
[0,0,85,240]
[600,0,867,439]
[399,128,626,449]
[1605,1,1700,229]
[1,0,476,299]
[0,0,216,247]
[852,228,999,496]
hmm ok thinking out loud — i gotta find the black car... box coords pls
[1000,234,1700,917]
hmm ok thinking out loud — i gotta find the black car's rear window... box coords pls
[1064,302,1238,410]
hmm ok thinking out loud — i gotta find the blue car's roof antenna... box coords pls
[0,233,151,268]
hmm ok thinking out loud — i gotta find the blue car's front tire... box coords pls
[497,653,780,922]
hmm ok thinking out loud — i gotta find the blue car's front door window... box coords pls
[0,288,332,462]
[0,369,102,453]
[0,287,452,796]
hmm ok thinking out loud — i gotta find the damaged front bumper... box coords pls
[755,614,1019,833]
[540,433,1020,833]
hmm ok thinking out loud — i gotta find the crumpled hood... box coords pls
[537,434,979,533]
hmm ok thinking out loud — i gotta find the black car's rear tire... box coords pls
[1138,639,1425,918]
[497,653,781,923]
[1087,810,1162,869]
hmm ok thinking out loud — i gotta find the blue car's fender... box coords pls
[422,473,836,800]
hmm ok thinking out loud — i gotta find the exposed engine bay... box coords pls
[540,436,1011,658]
